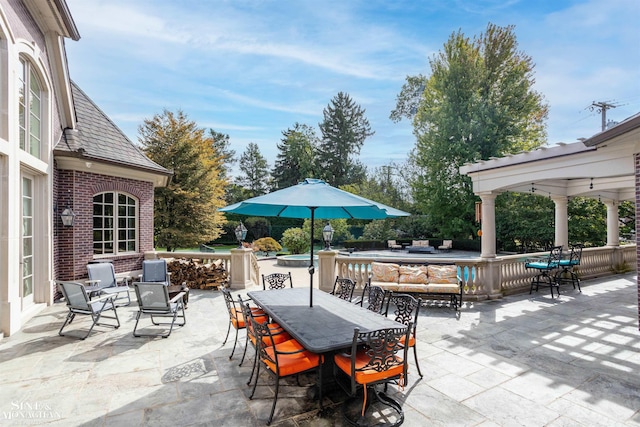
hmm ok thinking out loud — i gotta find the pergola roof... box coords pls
[460,113,640,202]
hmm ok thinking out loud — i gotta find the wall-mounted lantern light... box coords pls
[60,207,76,226]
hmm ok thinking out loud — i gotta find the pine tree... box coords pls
[237,142,270,197]
[317,92,373,187]
[272,123,318,189]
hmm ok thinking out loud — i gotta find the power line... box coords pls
[589,101,618,131]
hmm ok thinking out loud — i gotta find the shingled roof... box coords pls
[55,81,171,176]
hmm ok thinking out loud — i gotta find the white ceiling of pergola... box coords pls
[460,114,640,203]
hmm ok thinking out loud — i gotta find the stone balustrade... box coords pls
[146,245,636,300]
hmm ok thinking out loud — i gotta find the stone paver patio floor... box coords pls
[0,263,639,426]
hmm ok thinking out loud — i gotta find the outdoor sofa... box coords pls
[368,261,463,311]
[406,240,435,253]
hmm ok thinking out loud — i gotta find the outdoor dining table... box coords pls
[247,287,405,354]
[247,287,410,417]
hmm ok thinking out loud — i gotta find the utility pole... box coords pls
[589,101,617,131]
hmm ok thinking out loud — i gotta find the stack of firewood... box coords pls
[166,258,228,290]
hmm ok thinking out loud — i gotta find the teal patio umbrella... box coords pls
[219,178,410,306]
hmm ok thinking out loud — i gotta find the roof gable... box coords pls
[55,81,170,177]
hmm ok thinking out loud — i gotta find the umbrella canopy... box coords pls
[219,178,410,306]
[220,178,409,219]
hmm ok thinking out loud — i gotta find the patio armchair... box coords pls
[438,239,453,251]
[334,325,411,426]
[132,282,186,338]
[139,259,171,286]
[57,281,120,340]
[86,262,131,306]
[525,245,563,298]
[387,240,402,251]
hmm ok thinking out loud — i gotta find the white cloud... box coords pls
[65,0,640,173]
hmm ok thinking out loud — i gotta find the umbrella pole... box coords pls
[309,207,316,307]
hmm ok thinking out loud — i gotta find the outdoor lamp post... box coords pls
[60,207,76,226]
[235,222,247,248]
[322,221,334,250]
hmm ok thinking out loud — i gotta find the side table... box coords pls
[167,284,190,308]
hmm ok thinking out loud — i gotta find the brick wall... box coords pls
[55,168,155,284]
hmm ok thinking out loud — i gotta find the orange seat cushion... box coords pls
[263,339,321,376]
[334,350,404,385]
[250,323,292,346]
[231,308,269,329]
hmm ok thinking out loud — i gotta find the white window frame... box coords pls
[93,191,139,256]
[17,57,42,158]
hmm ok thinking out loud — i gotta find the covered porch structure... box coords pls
[460,113,640,326]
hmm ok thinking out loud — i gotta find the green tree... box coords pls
[341,164,411,212]
[318,92,373,187]
[618,201,635,242]
[302,219,352,246]
[209,129,237,205]
[139,109,226,251]
[568,197,606,247]
[236,142,270,197]
[244,217,271,240]
[392,23,548,239]
[281,228,309,254]
[361,220,397,240]
[252,237,282,255]
[209,129,235,179]
[272,123,318,189]
[496,193,554,252]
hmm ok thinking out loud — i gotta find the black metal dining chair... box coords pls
[385,293,423,378]
[525,245,563,298]
[364,285,386,314]
[238,298,291,384]
[262,272,293,290]
[248,309,323,425]
[555,244,583,292]
[331,277,356,302]
[334,324,411,426]
[221,287,266,359]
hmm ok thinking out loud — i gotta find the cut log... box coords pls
[166,258,228,290]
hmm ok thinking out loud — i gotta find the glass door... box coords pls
[21,176,34,307]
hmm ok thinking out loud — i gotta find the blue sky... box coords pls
[64,0,640,176]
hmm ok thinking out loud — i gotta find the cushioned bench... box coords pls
[368,261,463,311]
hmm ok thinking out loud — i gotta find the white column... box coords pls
[552,196,568,250]
[605,200,620,247]
[229,248,253,289]
[318,250,337,293]
[479,192,497,259]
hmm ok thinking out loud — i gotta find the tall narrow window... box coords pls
[18,59,42,158]
[22,177,34,304]
[93,192,138,255]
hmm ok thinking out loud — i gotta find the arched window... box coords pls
[18,58,42,158]
[93,192,138,255]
